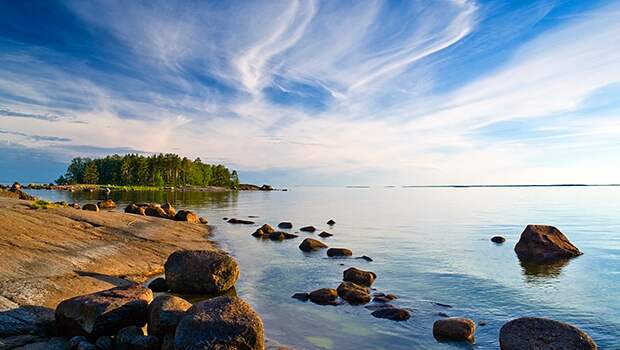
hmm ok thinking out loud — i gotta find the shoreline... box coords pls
[8,182,286,193]
[0,192,216,309]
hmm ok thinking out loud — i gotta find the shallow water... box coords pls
[30,187,620,349]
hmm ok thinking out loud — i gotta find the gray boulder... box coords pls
[499,317,597,350]
[175,296,264,350]
[164,250,239,294]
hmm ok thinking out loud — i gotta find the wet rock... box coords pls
[115,326,159,350]
[54,284,153,337]
[228,218,255,225]
[160,333,174,350]
[308,288,338,305]
[164,250,239,294]
[76,341,96,350]
[97,199,116,210]
[252,224,276,237]
[434,302,453,308]
[199,217,208,224]
[0,334,47,349]
[298,238,328,252]
[147,277,168,292]
[81,203,99,212]
[337,282,370,305]
[491,236,506,244]
[291,293,309,301]
[371,307,410,321]
[268,232,298,240]
[318,231,333,238]
[161,203,176,217]
[174,210,198,223]
[499,317,597,350]
[0,306,56,337]
[147,295,192,338]
[355,255,373,262]
[515,225,582,263]
[175,296,264,350]
[343,267,376,287]
[372,294,397,303]
[327,248,352,257]
[278,222,293,229]
[68,336,87,348]
[326,219,336,225]
[299,226,317,233]
[68,203,81,209]
[433,318,476,342]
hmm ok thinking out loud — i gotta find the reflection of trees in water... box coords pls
[519,258,571,281]
[60,190,239,209]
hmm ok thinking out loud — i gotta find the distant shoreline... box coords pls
[347,184,620,188]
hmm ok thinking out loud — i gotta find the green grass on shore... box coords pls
[29,199,60,210]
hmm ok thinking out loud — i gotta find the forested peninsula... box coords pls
[55,154,240,189]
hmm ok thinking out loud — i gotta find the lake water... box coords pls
[30,187,620,349]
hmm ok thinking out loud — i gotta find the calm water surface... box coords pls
[30,187,620,349]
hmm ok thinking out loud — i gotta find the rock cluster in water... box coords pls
[124,202,205,223]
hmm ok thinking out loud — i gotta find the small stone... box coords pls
[491,236,506,244]
[433,317,476,342]
[371,307,410,321]
[327,248,353,257]
[355,255,373,262]
[95,336,113,350]
[278,222,293,229]
[291,293,309,301]
[81,203,99,212]
[308,288,338,305]
[343,267,376,286]
[299,238,328,252]
[147,277,168,292]
[299,226,317,233]
[318,231,333,238]
[327,219,336,225]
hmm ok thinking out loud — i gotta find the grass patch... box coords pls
[29,199,60,210]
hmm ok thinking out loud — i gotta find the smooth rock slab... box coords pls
[147,295,192,338]
[499,317,597,350]
[164,250,240,294]
[175,296,265,350]
[433,317,476,341]
[54,284,153,337]
[514,225,582,263]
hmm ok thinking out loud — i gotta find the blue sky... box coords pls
[1,0,619,185]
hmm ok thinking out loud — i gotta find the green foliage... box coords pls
[58,153,239,189]
[29,199,59,209]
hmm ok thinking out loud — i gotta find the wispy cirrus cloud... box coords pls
[0,0,619,185]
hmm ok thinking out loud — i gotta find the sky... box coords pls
[0,0,619,186]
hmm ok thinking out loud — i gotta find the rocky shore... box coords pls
[8,182,285,193]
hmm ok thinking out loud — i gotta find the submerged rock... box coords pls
[308,288,338,305]
[299,238,328,252]
[147,295,192,338]
[499,317,597,350]
[337,282,370,305]
[318,231,333,238]
[291,293,309,301]
[97,199,116,210]
[268,231,298,240]
[228,218,255,225]
[327,248,352,257]
[433,318,476,342]
[514,225,582,263]
[81,203,99,212]
[371,306,410,321]
[343,267,376,287]
[491,236,506,244]
[252,224,276,237]
[299,226,317,233]
[277,222,293,229]
[175,296,265,350]
[355,255,373,262]
[164,250,239,294]
[54,284,153,337]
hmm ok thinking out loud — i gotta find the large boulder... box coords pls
[308,288,338,305]
[433,318,476,341]
[97,200,116,210]
[174,210,198,223]
[147,295,192,338]
[499,317,597,350]
[175,296,265,350]
[336,282,370,305]
[164,250,239,294]
[54,285,153,337]
[514,225,582,263]
[343,267,376,287]
[298,238,328,252]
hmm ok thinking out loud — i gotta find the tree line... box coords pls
[56,154,240,189]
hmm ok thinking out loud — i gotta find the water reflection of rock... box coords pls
[519,258,571,280]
